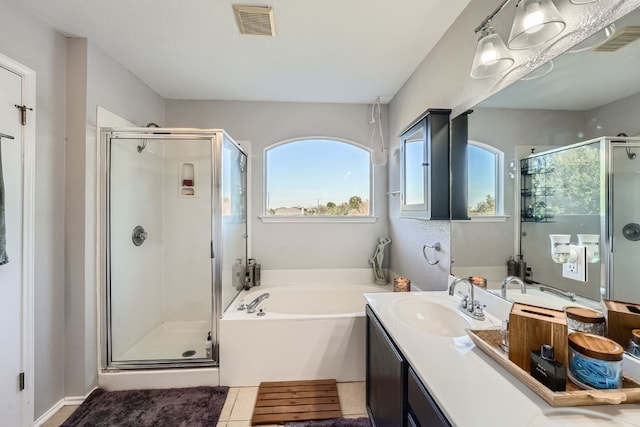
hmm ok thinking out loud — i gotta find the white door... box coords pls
[0,65,25,426]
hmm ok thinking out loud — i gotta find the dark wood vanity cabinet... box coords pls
[366,306,451,427]
[366,305,405,427]
[407,367,451,427]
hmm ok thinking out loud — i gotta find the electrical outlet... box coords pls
[562,245,587,282]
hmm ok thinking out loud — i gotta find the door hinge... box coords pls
[18,372,25,391]
[14,104,33,126]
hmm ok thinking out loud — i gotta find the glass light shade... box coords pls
[508,0,566,49]
[549,234,572,264]
[567,24,615,53]
[470,28,514,79]
[521,59,554,80]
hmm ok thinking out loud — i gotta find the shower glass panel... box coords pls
[104,129,246,369]
[220,135,248,312]
[610,142,640,303]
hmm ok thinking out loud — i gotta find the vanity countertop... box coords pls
[364,290,640,427]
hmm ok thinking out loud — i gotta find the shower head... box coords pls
[614,133,636,160]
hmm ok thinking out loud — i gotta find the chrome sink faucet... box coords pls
[500,276,527,298]
[448,277,485,321]
[246,292,270,313]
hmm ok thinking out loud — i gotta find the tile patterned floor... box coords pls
[44,382,368,427]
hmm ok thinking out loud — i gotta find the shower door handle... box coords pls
[210,241,215,259]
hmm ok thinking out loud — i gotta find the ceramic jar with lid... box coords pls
[564,306,605,335]
[629,329,640,358]
[568,332,624,389]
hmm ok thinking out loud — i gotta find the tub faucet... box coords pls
[501,276,527,298]
[246,292,270,313]
[448,277,485,320]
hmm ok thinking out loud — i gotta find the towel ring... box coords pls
[422,242,441,265]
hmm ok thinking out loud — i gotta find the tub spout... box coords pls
[246,292,270,313]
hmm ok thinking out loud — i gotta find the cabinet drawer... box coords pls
[407,367,450,427]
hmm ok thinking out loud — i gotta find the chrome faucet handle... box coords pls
[472,301,486,320]
[460,295,469,309]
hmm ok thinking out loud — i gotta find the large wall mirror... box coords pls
[451,6,640,310]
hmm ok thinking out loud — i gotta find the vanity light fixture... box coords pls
[470,26,515,79]
[508,0,566,49]
[470,0,568,79]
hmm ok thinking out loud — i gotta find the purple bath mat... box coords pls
[284,417,372,427]
[61,386,228,427]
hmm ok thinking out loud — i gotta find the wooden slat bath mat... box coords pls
[251,379,342,425]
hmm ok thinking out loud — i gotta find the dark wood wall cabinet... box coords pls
[366,306,451,427]
[399,109,451,220]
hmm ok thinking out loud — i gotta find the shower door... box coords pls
[610,142,640,302]
[104,129,246,368]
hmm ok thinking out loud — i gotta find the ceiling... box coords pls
[13,0,472,104]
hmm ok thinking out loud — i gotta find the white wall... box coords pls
[162,140,212,322]
[109,139,164,358]
[164,101,389,271]
[0,0,67,417]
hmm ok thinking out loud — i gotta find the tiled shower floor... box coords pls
[43,381,368,427]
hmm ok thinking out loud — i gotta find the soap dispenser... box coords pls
[205,332,212,358]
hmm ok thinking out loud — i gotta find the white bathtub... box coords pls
[219,278,390,386]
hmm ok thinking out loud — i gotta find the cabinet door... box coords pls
[366,306,405,427]
[407,367,451,427]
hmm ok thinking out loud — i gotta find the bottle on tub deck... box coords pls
[205,331,212,358]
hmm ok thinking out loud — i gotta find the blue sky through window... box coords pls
[266,139,370,209]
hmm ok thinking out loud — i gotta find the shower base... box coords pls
[116,320,211,362]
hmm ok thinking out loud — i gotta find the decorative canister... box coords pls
[568,332,624,390]
[564,306,605,336]
[629,329,640,358]
[393,277,411,292]
[469,276,487,288]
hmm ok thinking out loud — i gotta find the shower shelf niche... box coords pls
[179,161,197,198]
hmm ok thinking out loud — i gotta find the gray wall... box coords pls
[386,0,639,290]
[0,0,67,416]
[164,100,389,270]
[65,40,164,398]
[1,1,165,416]
[452,108,586,269]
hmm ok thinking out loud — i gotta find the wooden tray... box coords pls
[467,328,640,407]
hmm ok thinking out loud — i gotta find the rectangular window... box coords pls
[401,121,429,214]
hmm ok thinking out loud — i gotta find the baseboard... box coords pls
[33,389,94,427]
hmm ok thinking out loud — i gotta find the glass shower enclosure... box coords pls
[102,128,247,369]
[519,136,640,304]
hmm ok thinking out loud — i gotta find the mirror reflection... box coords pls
[451,7,640,312]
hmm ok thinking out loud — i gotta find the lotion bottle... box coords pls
[205,331,212,358]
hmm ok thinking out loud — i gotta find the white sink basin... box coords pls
[389,296,475,337]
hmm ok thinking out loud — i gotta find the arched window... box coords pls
[264,138,372,217]
[468,140,504,216]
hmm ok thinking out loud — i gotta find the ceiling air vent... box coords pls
[233,5,276,36]
[592,26,640,52]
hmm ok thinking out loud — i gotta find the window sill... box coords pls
[259,215,378,224]
[452,215,510,223]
